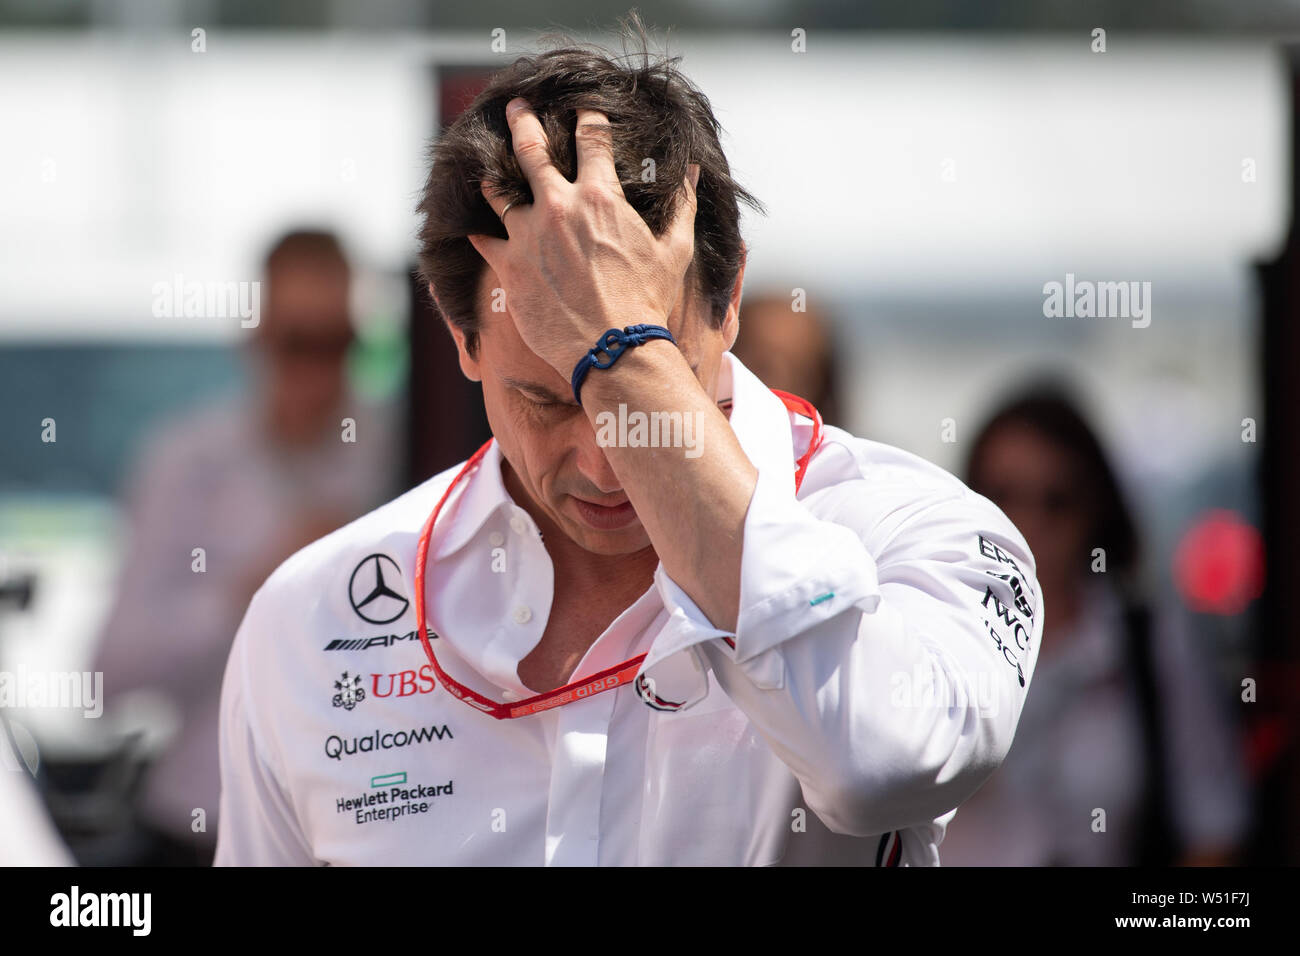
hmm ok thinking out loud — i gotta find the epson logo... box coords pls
[324,724,453,761]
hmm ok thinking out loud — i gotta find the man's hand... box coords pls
[467,96,701,380]
[468,96,754,635]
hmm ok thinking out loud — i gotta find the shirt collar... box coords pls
[428,438,515,561]
[719,350,800,498]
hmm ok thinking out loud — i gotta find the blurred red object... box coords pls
[1173,509,1265,615]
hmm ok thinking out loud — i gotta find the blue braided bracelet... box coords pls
[570,324,676,405]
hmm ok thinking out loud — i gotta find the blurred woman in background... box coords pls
[938,383,1249,866]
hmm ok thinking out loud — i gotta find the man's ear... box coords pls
[721,243,747,352]
[430,282,482,383]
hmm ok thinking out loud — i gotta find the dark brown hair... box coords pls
[263,228,348,275]
[415,12,764,356]
[964,380,1140,579]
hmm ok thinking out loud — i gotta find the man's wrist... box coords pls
[577,334,682,408]
[570,325,679,405]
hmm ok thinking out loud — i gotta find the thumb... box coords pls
[663,164,699,259]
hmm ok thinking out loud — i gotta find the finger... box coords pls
[503,97,568,198]
[478,181,525,235]
[662,163,700,260]
[478,181,509,219]
[574,108,620,188]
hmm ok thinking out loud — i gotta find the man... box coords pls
[732,291,845,429]
[215,32,1042,866]
[96,229,396,865]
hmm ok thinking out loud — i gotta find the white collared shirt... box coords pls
[214,353,1043,866]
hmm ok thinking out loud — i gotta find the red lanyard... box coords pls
[414,389,823,719]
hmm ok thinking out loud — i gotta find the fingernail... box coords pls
[688,163,700,189]
[506,97,528,118]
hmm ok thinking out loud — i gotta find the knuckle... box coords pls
[579,182,617,207]
[574,122,612,147]
[542,198,568,222]
[674,231,696,261]
[514,137,548,162]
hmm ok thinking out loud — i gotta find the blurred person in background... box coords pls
[92,229,397,865]
[730,292,843,427]
[1,718,74,866]
[938,383,1249,866]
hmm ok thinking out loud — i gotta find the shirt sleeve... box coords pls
[214,589,317,867]
[655,462,1044,838]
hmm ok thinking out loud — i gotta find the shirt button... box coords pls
[488,531,505,547]
[512,605,532,625]
[510,514,529,536]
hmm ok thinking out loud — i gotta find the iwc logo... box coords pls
[332,672,366,710]
[348,554,410,625]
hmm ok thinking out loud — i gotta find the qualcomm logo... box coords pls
[348,554,409,625]
[324,725,453,761]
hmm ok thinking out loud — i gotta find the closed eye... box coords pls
[521,392,575,410]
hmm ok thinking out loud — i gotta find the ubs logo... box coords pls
[348,554,410,625]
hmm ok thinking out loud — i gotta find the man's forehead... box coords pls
[494,341,571,400]
[475,268,708,388]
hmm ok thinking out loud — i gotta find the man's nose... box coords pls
[572,418,622,495]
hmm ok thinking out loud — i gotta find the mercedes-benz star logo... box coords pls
[348,553,410,625]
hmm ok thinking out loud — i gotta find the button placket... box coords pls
[477,512,550,699]
[542,692,618,866]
